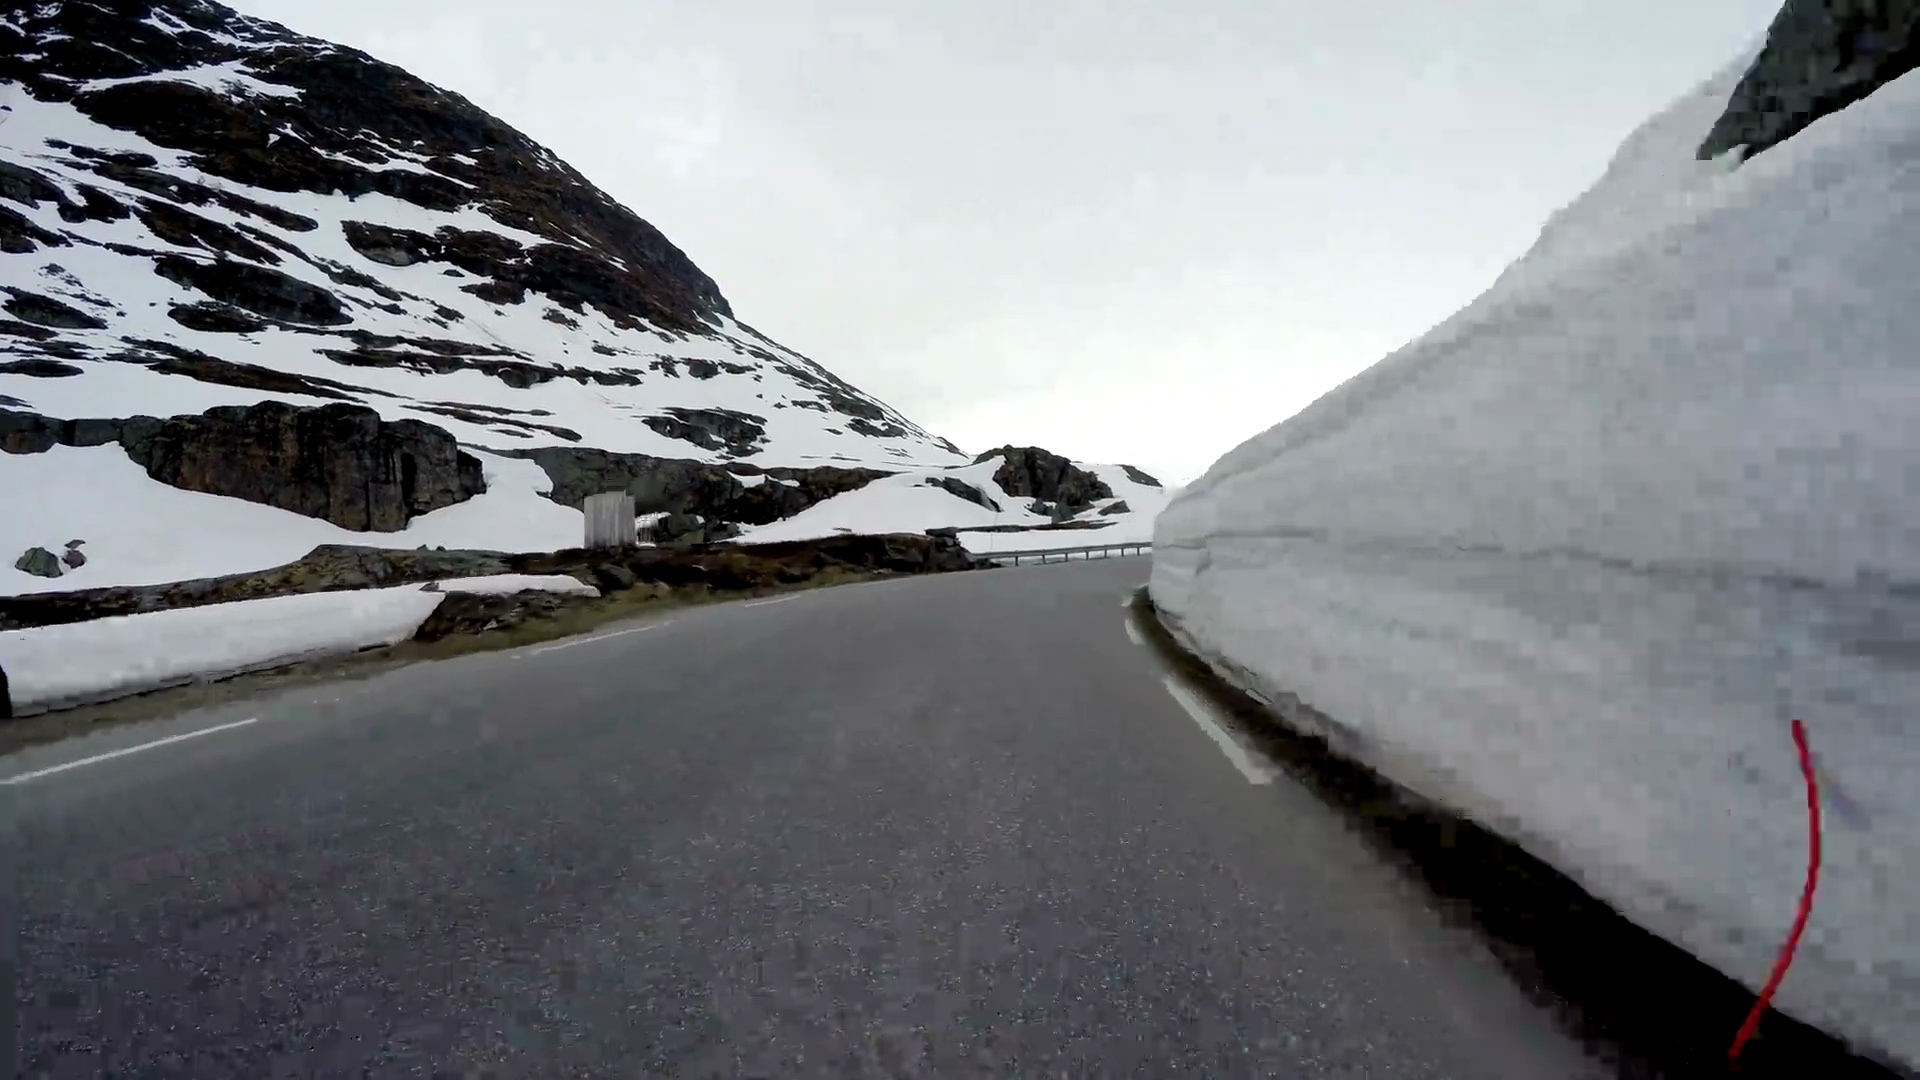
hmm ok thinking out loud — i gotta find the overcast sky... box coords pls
[229,0,1779,483]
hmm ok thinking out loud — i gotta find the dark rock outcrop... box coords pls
[136,198,282,263]
[973,446,1114,513]
[1120,464,1163,488]
[167,301,269,333]
[2,288,106,330]
[0,357,85,377]
[1699,0,1920,161]
[1098,500,1132,516]
[0,410,162,456]
[641,407,768,456]
[119,402,485,531]
[151,254,350,326]
[15,547,64,578]
[60,545,87,569]
[499,446,891,530]
[927,476,1001,512]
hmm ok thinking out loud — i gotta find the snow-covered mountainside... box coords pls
[0,0,1166,593]
[1153,4,1920,1071]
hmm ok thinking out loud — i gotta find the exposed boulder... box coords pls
[121,402,486,531]
[15,547,64,579]
[592,562,640,593]
[411,589,589,643]
[1098,500,1132,516]
[60,546,88,569]
[1699,1,1920,161]
[973,445,1113,513]
[644,513,742,547]
[1119,464,1162,487]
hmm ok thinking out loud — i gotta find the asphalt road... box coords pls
[7,557,1610,1078]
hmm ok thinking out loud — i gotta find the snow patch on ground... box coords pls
[427,574,596,597]
[0,586,446,712]
[1152,56,1920,1068]
[0,445,580,594]
[732,458,1170,552]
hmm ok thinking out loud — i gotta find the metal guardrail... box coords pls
[977,542,1152,565]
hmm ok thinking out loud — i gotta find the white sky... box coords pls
[228,0,1780,483]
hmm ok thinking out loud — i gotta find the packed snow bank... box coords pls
[0,587,448,713]
[427,574,598,597]
[1151,57,1920,1068]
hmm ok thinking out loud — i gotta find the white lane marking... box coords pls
[743,595,799,608]
[1162,677,1273,785]
[524,621,670,656]
[1124,618,1145,646]
[1,716,261,786]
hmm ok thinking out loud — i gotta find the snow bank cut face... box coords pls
[1153,45,1920,1069]
[0,586,447,712]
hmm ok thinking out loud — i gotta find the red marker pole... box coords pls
[1728,718,1822,1067]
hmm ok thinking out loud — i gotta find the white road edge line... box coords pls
[1161,676,1273,785]
[525,621,670,656]
[1,716,262,786]
[1124,618,1145,646]
[742,595,799,608]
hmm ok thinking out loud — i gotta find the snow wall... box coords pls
[1150,49,1920,1068]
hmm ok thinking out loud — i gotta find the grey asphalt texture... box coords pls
[7,557,1610,1078]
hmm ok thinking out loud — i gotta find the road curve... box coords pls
[8,557,1608,1078]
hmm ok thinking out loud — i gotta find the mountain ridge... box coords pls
[1,0,1169,595]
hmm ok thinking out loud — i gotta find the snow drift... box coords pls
[1151,43,1920,1070]
[0,572,603,713]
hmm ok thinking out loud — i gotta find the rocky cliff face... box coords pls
[4,401,484,531]
[1699,0,1920,160]
[126,402,486,531]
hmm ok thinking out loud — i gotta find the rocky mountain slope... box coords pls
[0,0,1166,593]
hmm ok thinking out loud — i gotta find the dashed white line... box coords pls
[743,595,799,608]
[1124,618,1145,646]
[523,621,670,656]
[1,716,262,786]
[1161,676,1273,785]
